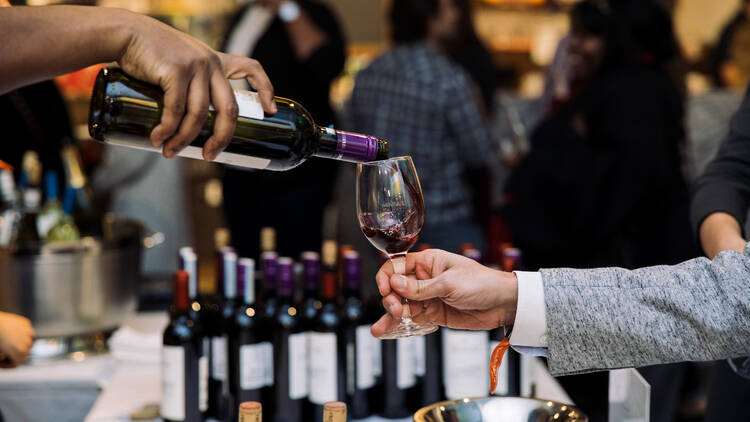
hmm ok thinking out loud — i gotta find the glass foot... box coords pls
[379,318,438,339]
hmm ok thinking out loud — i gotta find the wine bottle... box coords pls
[201,245,227,420]
[381,338,415,418]
[340,251,375,418]
[178,247,200,318]
[60,139,100,236]
[162,270,208,422]
[89,67,389,171]
[36,171,63,239]
[300,251,322,330]
[177,247,210,417]
[322,402,346,422]
[46,186,81,243]
[261,252,279,319]
[211,248,238,419]
[238,401,262,422]
[229,258,273,422]
[272,257,306,422]
[17,152,42,243]
[309,250,346,422]
[0,166,21,247]
[299,250,322,417]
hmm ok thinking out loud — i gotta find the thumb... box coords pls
[390,273,448,301]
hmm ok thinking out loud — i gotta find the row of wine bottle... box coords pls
[0,146,96,248]
[162,231,523,421]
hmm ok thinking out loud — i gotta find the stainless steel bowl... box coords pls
[414,397,588,422]
[0,219,145,338]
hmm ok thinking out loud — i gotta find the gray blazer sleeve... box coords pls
[539,243,750,376]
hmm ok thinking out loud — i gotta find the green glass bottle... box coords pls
[89,68,388,171]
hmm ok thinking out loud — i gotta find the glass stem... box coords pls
[390,254,412,322]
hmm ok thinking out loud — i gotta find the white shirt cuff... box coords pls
[509,271,548,349]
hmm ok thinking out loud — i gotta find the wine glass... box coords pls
[356,156,437,339]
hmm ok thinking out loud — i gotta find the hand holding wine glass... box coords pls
[370,249,519,338]
[356,156,437,338]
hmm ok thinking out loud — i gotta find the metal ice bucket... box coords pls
[414,397,588,422]
[0,218,146,338]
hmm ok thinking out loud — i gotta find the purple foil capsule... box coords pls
[301,251,320,293]
[277,257,294,297]
[464,248,482,263]
[261,251,279,292]
[342,250,360,291]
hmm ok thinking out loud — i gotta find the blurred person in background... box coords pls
[222,0,346,260]
[713,0,750,91]
[0,0,69,180]
[449,0,496,118]
[500,0,697,420]
[349,0,495,253]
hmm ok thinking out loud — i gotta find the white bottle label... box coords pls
[355,325,376,389]
[264,342,274,387]
[199,355,208,412]
[489,340,510,395]
[162,346,185,421]
[413,335,426,377]
[288,333,307,399]
[104,88,271,171]
[304,332,312,398]
[211,336,227,381]
[442,328,489,399]
[178,146,271,170]
[234,89,265,120]
[371,333,382,378]
[308,332,338,404]
[396,338,416,389]
[241,342,271,390]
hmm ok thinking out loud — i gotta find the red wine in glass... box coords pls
[356,156,437,339]
[360,208,423,255]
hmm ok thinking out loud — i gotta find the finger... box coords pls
[162,70,210,158]
[390,272,449,301]
[219,54,276,114]
[151,72,189,148]
[375,265,394,297]
[370,313,401,338]
[381,293,403,318]
[204,70,239,161]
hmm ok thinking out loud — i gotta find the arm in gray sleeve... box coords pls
[540,243,750,376]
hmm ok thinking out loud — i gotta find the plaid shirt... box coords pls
[350,42,494,225]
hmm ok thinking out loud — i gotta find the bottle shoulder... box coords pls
[163,315,199,344]
[231,306,255,325]
[274,302,301,329]
[315,302,342,329]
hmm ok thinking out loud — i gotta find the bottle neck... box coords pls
[321,272,337,302]
[314,127,389,163]
[242,276,255,305]
[174,288,189,311]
